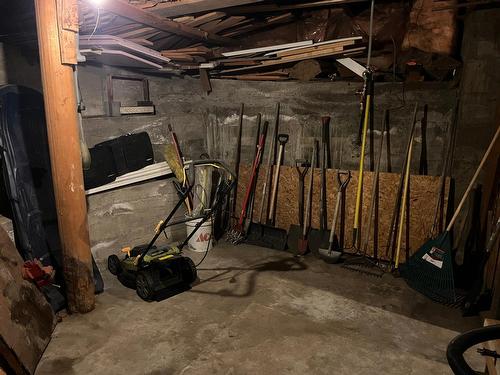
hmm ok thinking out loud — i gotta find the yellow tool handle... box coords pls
[353,94,371,246]
[395,135,415,269]
[155,220,164,234]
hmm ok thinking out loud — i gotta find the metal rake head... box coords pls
[226,228,245,244]
[342,256,386,277]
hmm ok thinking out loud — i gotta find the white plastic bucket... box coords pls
[185,217,213,252]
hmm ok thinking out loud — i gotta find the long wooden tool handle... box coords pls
[446,125,500,231]
[268,145,283,223]
[304,142,317,237]
[297,173,305,226]
[238,132,266,227]
[328,188,342,249]
[353,93,371,244]
[386,104,418,259]
[232,103,244,216]
[363,120,386,252]
[238,147,261,226]
[258,103,280,222]
[268,135,288,223]
[395,133,415,268]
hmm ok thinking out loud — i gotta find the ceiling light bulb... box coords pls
[89,0,104,6]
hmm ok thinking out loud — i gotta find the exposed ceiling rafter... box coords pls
[84,0,235,45]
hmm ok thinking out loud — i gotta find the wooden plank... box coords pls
[227,0,369,14]
[199,19,223,32]
[79,35,171,64]
[116,26,155,39]
[208,16,246,33]
[56,0,78,64]
[85,161,180,196]
[80,49,163,69]
[220,75,289,81]
[222,40,313,57]
[129,38,155,46]
[91,0,235,45]
[186,12,226,27]
[140,31,162,40]
[141,0,265,17]
[276,40,357,58]
[221,13,295,37]
[219,46,366,74]
[264,36,363,56]
[99,22,139,35]
[199,68,212,94]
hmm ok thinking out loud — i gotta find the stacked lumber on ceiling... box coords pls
[78,1,367,79]
[211,36,366,80]
[158,37,365,77]
[79,1,296,51]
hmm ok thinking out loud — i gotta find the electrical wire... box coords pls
[88,7,101,41]
[366,0,375,69]
[195,215,213,267]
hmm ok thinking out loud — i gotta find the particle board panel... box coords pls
[235,165,450,262]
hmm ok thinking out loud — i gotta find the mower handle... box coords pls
[186,159,236,187]
[278,134,289,145]
[447,324,500,375]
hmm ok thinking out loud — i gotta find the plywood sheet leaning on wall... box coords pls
[0,224,56,374]
[235,165,450,263]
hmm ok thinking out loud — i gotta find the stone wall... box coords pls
[79,64,459,259]
[454,9,500,200]
[0,42,41,90]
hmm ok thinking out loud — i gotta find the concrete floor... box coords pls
[36,242,483,375]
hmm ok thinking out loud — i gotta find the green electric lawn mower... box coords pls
[107,160,235,301]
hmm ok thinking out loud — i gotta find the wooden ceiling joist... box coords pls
[140,0,265,18]
[88,0,235,45]
[226,0,369,14]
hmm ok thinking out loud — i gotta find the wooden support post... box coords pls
[34,0,95,313]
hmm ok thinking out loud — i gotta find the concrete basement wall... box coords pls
[454,9,500,200]
[79,64,458,259]
[0,43,41,90]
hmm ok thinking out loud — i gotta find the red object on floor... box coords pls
[22,260,54,287]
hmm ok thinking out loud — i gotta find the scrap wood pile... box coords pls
[158,37,366,79]
[77,0,369,80]
[76,0,460,81]
[78,1,300,51]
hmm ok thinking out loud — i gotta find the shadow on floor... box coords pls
[191,256,307,298]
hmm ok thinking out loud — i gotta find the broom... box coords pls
[401,125,500,304]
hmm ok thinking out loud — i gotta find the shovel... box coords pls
[309,117,331,255]
[298,140,318,255]
[246,134,289,250]
[287,159,310,253]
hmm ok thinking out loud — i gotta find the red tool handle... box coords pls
[237,133,266,228]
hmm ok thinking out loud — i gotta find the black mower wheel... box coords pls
[182,257,198,284]
[136,271,154,301]
[107,255,122,276]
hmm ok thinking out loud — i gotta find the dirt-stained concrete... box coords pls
[36,242,483,375]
